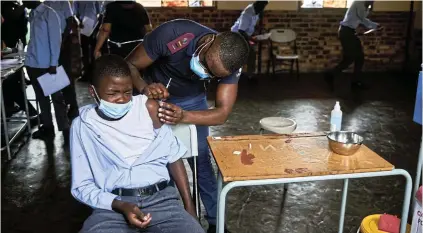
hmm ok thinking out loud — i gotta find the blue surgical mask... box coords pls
[190,55,210,80]
[92,86,133,119]
[190,35,215,80]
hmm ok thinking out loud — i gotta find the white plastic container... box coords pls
[330,101,343,131]
[16,39,24,60]
[411,186,422,233]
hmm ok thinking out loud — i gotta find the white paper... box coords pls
[80,16,96,37]
[37,66,70,96]
[254,33,272,41]
[363,29,377,35]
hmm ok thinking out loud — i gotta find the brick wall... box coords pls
[148,8,412,72]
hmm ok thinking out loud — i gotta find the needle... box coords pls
[165,78,172,89]
[160,78,172,103]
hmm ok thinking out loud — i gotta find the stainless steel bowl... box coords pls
[327,131,364,156]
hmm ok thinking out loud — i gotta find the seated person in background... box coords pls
[70,55,204,233]
[231,1,268,80]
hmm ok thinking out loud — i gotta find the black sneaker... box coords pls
[207,224,231,233]
[32,127,55,139]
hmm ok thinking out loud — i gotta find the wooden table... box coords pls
[208,133,412,233]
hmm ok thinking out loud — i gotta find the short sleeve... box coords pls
[219,68,241,84]
[103,4,115,24]
[143,22,176,61]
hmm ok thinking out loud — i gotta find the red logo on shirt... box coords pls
[166,33,195,54]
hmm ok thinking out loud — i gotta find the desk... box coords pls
[208,133,412,233]
[1,61,32,160]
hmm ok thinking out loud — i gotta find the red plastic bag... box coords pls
[378,214,400,233]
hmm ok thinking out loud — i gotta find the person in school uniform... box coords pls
[325,0,382,90]
[231,1,268,80]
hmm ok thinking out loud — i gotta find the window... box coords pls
[138,0,214,8]
[301,0,354,8]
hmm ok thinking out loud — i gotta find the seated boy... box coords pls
[70,55,204,233]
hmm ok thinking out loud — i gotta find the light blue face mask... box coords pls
[92,86,133,119]
[190,36,215,80]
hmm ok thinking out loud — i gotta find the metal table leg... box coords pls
[216,171,223,233]
[193,156,200,218]
[20,68,31,131]
[1,85,11,160]
[338,179,349,233]
[216,169,412,233]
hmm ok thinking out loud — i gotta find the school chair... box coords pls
[170,124,200,218]
[267,29,300,80]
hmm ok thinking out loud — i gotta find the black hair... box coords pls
[91,55,132,88]
[253,1,268,14]
[216,32,250,73]
[22,1,41,9]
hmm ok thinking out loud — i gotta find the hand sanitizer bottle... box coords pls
[330,101,342,131]
[17,39,24,61]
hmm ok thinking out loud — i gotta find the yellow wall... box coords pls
[217,1,416,12]
[217,1,298,11]
[373,1,412,12]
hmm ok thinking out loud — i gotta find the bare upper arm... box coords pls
[100,23,111,32]
[125,43,154,70]
[146,99,162,129]
[215,83,238,115]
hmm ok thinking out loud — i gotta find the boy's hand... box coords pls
[185,204,197,220]
[120,202,152,228]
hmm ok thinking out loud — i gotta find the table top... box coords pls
[207,133,394,182]
[1,61,24,79]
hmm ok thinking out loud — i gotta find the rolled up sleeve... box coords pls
[46,9,61,67]
[70,120,118,211]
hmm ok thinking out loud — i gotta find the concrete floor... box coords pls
[1,72,421,233]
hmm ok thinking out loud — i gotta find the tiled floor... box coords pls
[1,72,421,233]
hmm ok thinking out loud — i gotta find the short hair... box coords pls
[91,55,132,88]
[216,32,249,73]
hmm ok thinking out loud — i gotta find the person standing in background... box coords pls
[325,0,382,90]
[44,0,80,122]
[1,1,38,119]
[1,1,28,48]
[75,1,102,82]
[94,1,152,59]
[231,1,268,80]
[24,1,70,139]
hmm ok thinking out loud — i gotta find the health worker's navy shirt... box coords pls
[142,19,240,98]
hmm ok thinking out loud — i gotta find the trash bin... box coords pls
[359,214,411,233]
